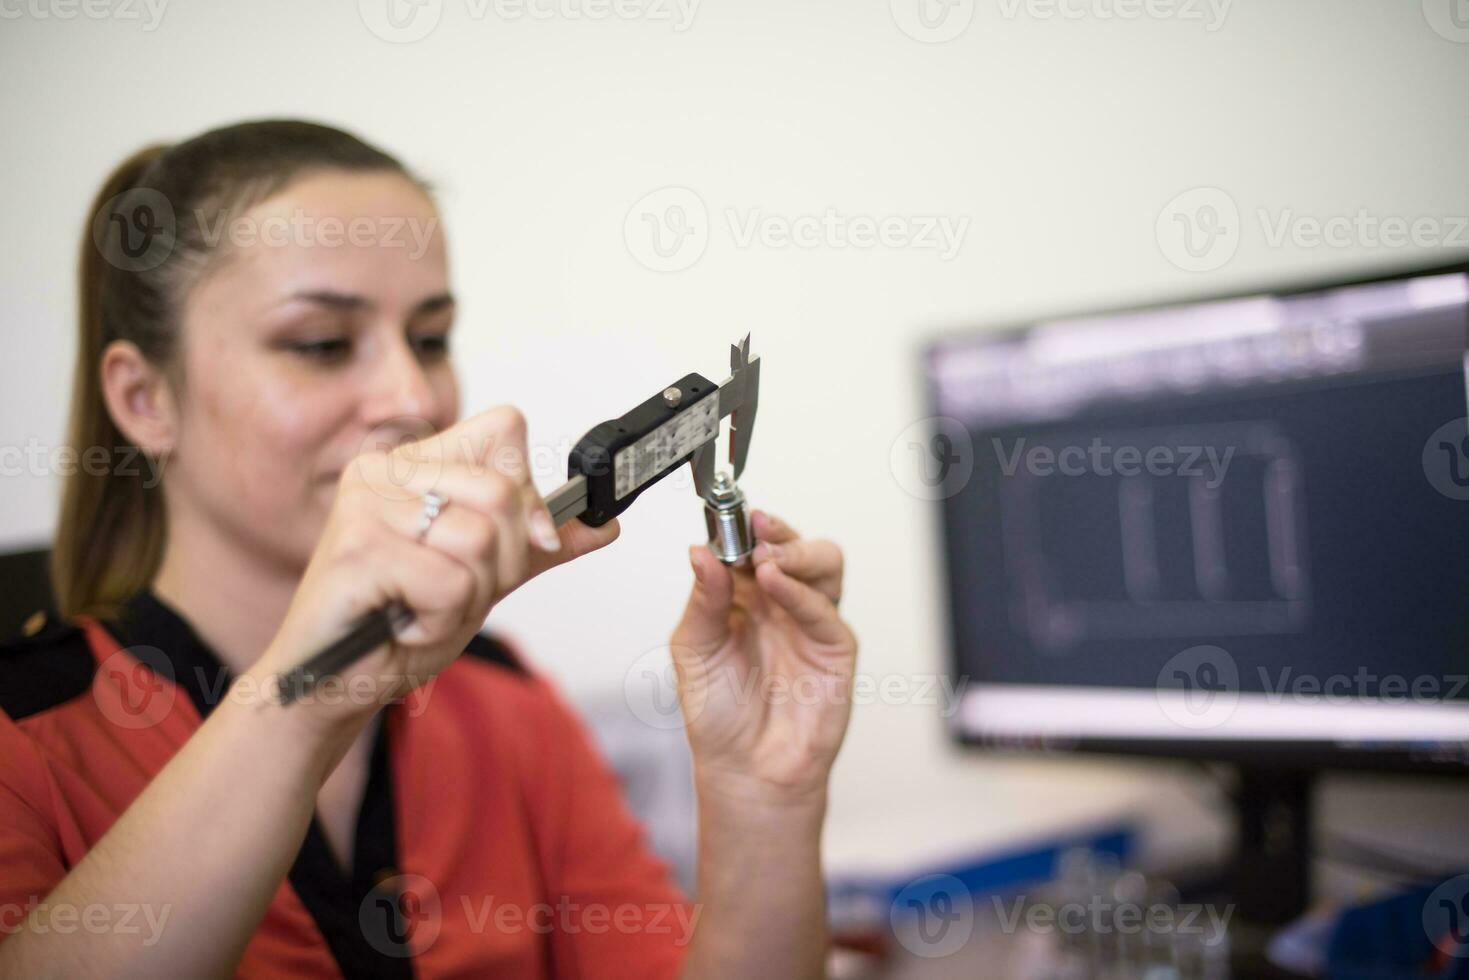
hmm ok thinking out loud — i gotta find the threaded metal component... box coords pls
[704,472,753,565]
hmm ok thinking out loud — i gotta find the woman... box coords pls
[0,120,857,977]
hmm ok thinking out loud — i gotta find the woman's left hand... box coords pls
[670,509,857,804]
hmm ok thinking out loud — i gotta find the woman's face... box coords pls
[166,170,460,572]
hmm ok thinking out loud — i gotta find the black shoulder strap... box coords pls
[462,631,528,677]
[0,612,96,720]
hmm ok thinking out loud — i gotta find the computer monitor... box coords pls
[922,260,1469,921]
[923,260,1469,773]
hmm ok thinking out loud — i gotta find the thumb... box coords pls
[673,544,733,654]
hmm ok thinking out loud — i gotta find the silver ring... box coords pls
[416,489,449,542]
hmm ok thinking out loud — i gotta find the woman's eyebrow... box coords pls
[412,292,456,317]
[283,290,456,315]
[289,290,370,312]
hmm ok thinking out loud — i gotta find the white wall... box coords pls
[4,0,1468,885]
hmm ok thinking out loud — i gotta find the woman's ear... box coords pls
[100,339,179,457]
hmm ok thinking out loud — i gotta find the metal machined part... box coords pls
[704,471,754,565]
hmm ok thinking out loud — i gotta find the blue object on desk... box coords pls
[1325,875,1469,980]
[826,822,1134,929]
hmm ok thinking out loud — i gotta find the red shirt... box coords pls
[0,590,694,978]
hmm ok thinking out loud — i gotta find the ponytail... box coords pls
[54,144,172,620]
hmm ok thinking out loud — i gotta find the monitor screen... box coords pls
[924,264,1469,769]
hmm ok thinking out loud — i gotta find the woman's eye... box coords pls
[411,333,451,358]
[288,338,352,362]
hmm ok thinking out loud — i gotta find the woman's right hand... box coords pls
[249,405,619,733]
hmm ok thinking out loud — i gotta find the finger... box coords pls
[393,405,561,554]
[752,509,801,545]
[372,526,487,646]
[439,471,532,597]
[477,415,561,554]
[357,455,559,561]
[673,545,735,655]
[753,559,849,646]
[424,403,528,471]
[751,538,843,603]
[377,501,498,615]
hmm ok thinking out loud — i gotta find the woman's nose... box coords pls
[361,336,438,428]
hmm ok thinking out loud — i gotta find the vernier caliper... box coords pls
[546,332,760,563]
[277,334,761,703]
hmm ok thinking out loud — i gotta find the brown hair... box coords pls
[56,120,429,620]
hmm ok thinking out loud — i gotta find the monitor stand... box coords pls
[1231,766,1315,926]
